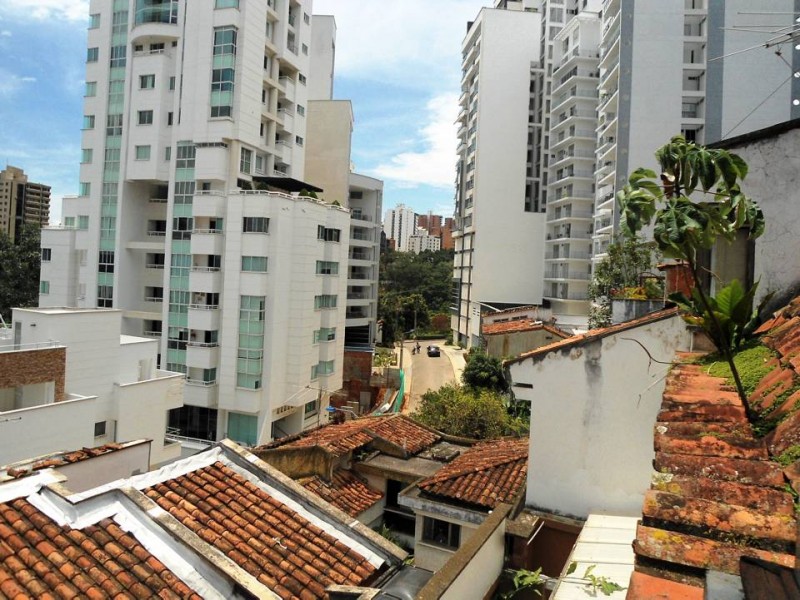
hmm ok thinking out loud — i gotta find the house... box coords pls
[255,414,476,549]
[399,437,528,572]
[481,319,569,359]
[0,439,410,599]
[0,307,184,467]
[626,295,800,598]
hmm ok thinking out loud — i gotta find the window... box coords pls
[87,47,99,62]
[215,0,239,7]
[213,26,238,55]
[298,73,307,85]
[165,146,172,161]
[240,147,252,173]
[64,216,75,228]
[241,256,268,272]
[138,110,154,125]
[78,215,89,230]
[135,145,151,160]
[106,114,122,136]
[315,261,338,275]
[301,43,308,55]
[422,517,460,550]
[228,413,257,446]
[304,399,318,417]
[41,248,52,262]
[98,250,114,273]
[150,42,165,52]
[78,182,91,197]
[254,153,265,174]
[167,112,173,126]
[169,76,176,91]
[313,328,336,343]
[83,115,95,129]
[311,360,335,380]
[304,12,310,24]
[139,74,155,89]
[317,226,341,242]
[237,296,266,389]
[110,45,126,68]
[211,67,235,118]
[81,149,93,164]
[85,81,97,97]
[297,104,305,116]
[89,13,100,28]
[314,295,337,309]
[295,136,304,147]
[243,217,269,233]
[39,281,50,295]
[94,421,106,437]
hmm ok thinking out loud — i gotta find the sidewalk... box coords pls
[441,344,466,382]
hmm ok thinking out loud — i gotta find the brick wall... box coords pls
[0,347,66,402]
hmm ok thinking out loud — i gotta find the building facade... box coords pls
[39,0,360,447]
[383,204,417,252]
[0,166,51,243]
[408,232,441,254]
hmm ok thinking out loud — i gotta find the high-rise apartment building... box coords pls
[454,0,798,345]
[0,166,51,243]
[383,204,417,252]
[417,213,455,250]
[40,0,356,447]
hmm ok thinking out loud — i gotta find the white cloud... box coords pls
[312,0,486,89]
[371,93,459,189]
[0,0,88,22]
[0,68,36,97]
[0,30,11,37]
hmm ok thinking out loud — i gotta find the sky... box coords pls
[0,0,488,223]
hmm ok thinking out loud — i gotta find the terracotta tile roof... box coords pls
[298,470,383,518]
[630,297,800,593]
[0,497,202,599]
[3,443,126,479]
[144,460,379,599]
[263,414,440,457]
[482,319,569,337]
[504,308,678,365]
[417,437,528,509]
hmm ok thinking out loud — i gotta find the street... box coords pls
[402,339,464,415]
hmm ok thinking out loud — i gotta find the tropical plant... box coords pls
[618,134,765,407]
[462,350,509,393]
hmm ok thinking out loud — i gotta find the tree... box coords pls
[0,223,41,322]
[378,291,428,345]
[462,351,508,393]
[587,235,661,329]
[413,383,528,439]
[618,134,765,409]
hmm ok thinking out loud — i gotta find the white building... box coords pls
[408,231,441,254]
[0,308,183,467]
[452,4,544,347]
[39,0,357,447]
[383,204,417,252]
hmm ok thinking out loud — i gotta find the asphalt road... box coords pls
[404,339,458,415]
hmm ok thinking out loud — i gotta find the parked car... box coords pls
[427,345,441,357]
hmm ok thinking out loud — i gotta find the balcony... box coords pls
[545,270,591,281]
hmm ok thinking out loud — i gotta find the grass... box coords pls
[703,343,775,397]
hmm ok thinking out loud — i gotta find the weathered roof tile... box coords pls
[298,470,383,518]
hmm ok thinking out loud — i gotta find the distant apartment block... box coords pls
[417,213,455,250]
[383,204,417,252]
[408,232,441,254]
[0,166,50,243]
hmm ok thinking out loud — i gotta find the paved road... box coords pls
[403,339,462,415]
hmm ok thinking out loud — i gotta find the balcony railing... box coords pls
[189,303,219,310]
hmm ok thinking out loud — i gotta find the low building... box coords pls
[482,319,569,358]
[0,439,411,599]
[0,307,184,467]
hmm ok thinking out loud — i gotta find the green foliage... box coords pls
[499,567,544,599]
[581,564,626,596]
[499,563,625,599]
[373,347,395,368]
[379,292,428,345]
[587,235,660,329]
[671,279,772,353]
[777,445,800,467]
[0,224,41,322]
[706,343,774,396]
[413,383,528,439]
[462,351,509,393]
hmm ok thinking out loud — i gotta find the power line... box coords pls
[722,71,794,139]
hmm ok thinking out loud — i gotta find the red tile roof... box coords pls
[504,308,678,365]
[0,497,202,599]
[144,460,378,599]
[630,297,800,593]
[264,414,440,457]
[298,470,383,518]
[482,319,569,337]
[417,437,528,509]
[4,443,127,479]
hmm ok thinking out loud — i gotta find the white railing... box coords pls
[191,266,221,272]
[0,340,62,354]
[189,304,219,310]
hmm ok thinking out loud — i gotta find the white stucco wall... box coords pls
[440,517,506,600]
[509,314,691,518]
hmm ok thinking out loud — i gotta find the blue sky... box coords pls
[0,0,488,222]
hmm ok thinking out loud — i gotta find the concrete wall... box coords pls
[304,100,353,204]
[57,441,151,493]
[509,314,691,518]
[485,328,564,359]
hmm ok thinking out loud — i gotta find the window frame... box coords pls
[135,145,151,160]
[422,517,461,550]
[242,216,269,233]
[139,74,156,89]
[137,110,154,125]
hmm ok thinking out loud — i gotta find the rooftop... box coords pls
[417,437,528,510]
[298,470,384,518]
[629,296,800,594]
[0,441,141,481]
[482,319,569,337]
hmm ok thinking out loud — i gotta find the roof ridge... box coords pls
[420,450,527,486]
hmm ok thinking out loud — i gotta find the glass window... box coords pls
[94,421,106,437]
[165,146,172,161]
[298,73,307,85]
[315,261,338,275]
[78,182,91,197]
[167,112,173,126]
[240,148,252,173]
[215,0,240,7]
[85,81,97,97]
[422,517,461,550]
[64,216,75,228]
[139,74,155,89]
[39,281,50,294]
[89,13,100,28]
[87,47,99,62]
[83,115,95,129]
[213,26,238,55]
[313,328,336,343]
[314,295,337,309]
[98,250,115,274]
[169,76,176,91]
[243,217,269,233]
[227,412,257,445]
[135,145,151,160]
[241,256,268,272]
[304,399,318,417]
[311,360,335,380]
[81,149,93,164]
[41,248,52,262]
[297,105,305,116]
[78,215,89,230]
[237,295,266,389]
[295,136,304,147]
[317,226,340,242]
[138,110,154,125]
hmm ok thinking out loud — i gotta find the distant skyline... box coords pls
[0,0,488,222]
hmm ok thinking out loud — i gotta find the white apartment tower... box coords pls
[383,204,417,252]
[40,0,354,446]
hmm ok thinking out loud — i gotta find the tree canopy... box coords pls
[461,351,508,393]
[0,223,41,322]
